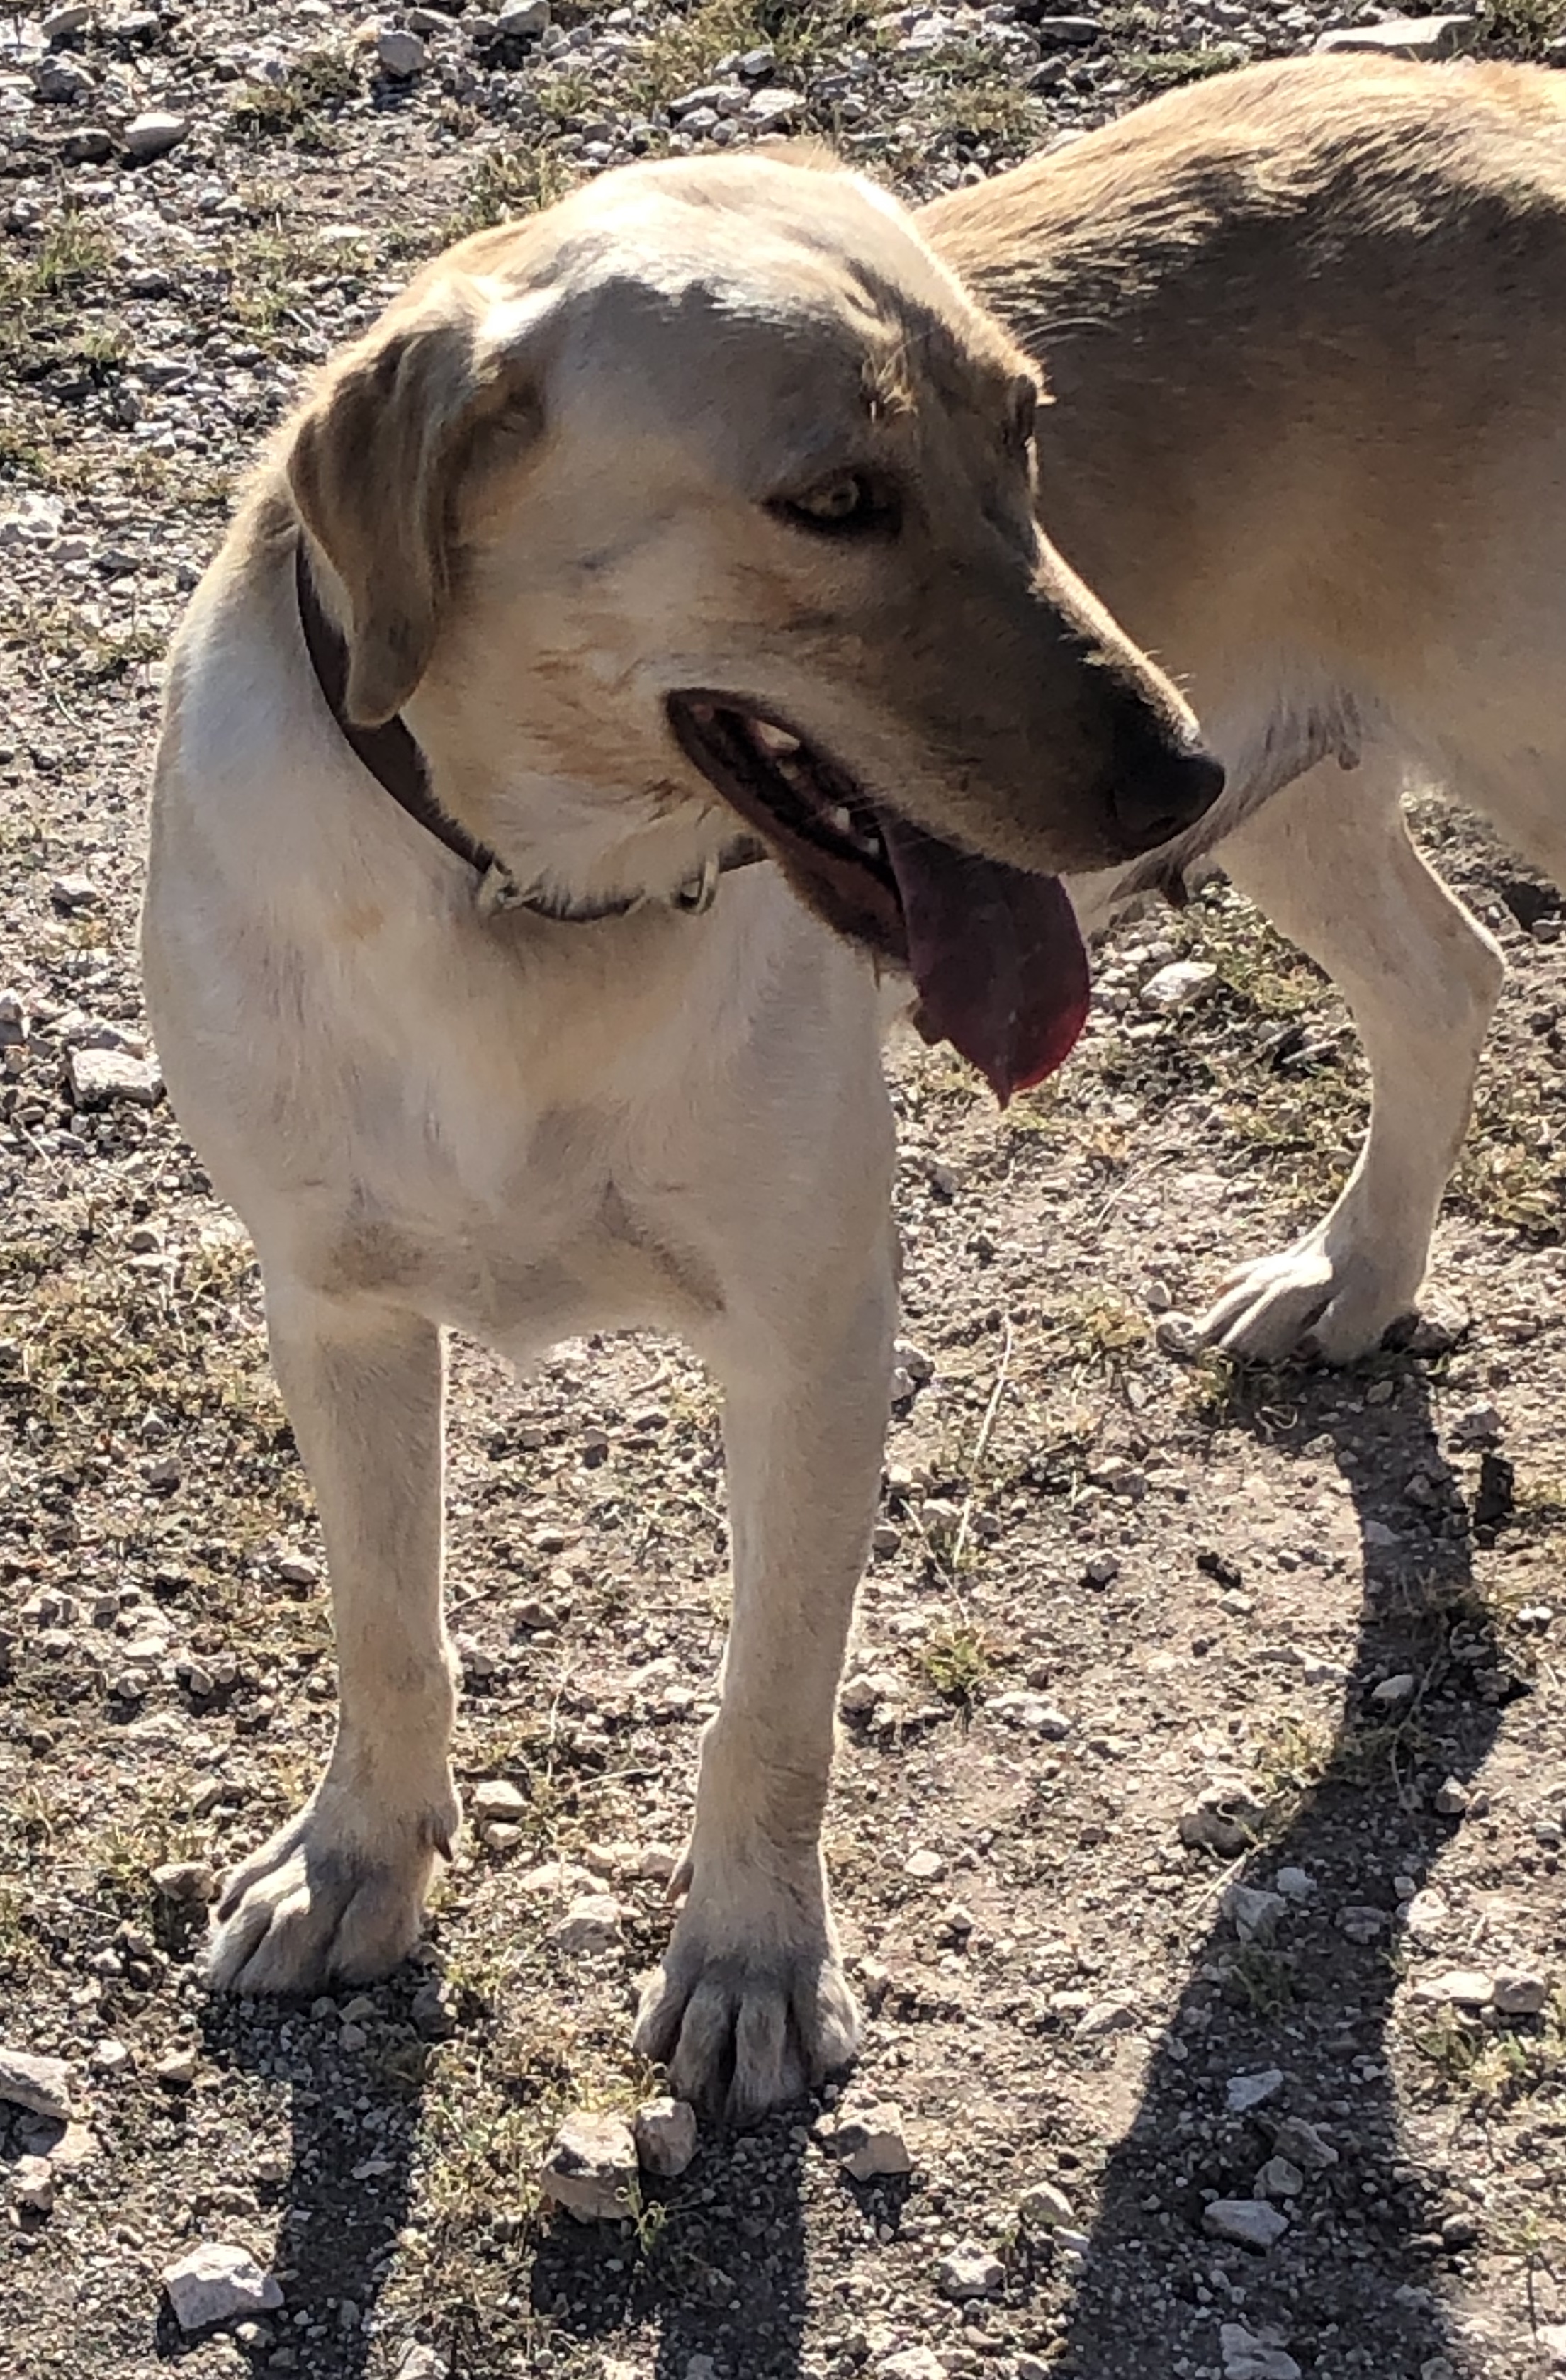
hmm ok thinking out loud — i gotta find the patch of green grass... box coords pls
[915,50,1040,148]
[447,142,581,240]
[228,48,360,147]
[1454,1069,1565,1237]
[1224,1943,1296,2017]
[1122,43,1247,90]
[626,0,887,114]
[1053,1287,1148,1369]
[916,1616,993,1709]
[1411,1989,1566,2106]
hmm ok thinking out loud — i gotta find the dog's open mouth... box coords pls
[667,691,1090,1104]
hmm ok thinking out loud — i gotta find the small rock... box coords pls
[937,2240,1005,2299]
[1155,1310,1203,1359]
[163,2243,284,2332]
[1075,1997,1136,2039]
[747,84,805,129]
[633,2096,697,2179]
[471,1778,526,1822]
[1268,2115,1339,2172]
[1336,1904,1390,1946]
[1441,2209,1480,2251]
[1224,1883,1288,1945]
[1028,13,1102,41]
[1433,1776,1471,1817]
[409,1980,457,2038]
[1450,1402,1502,1446]
[1372,1672,1416,1706]
[1179,1780,1266,1855]
[0,990,27,1048]
[1492,1968,1548,2017]
[903,1848,945,1882]
[821,2101,912,2182]
[152,1859,217,1903]
[539,2113,638,2223]
[547,1893,623,1955]
[1254,2155,1305,2201]
[1220,2325,1303,2380]
[122,110,190,159]
[1415,1968,1495,2009]
[10,2155,55,2215]
[43,3,94,40]
[50,874,100,911]
[90,2038,131,2075]
[154,2046,199,2089]
[0,2047,74,2121]
[989,1690,1073,1738]
[376,27,426,74]
[68,1046,162,1107]
[496,0,549,30]
[1226,2067,1285,2114]
[395,2348,446,2380]
[1139,960,1217,1012]
[1402,1887,1449,1939]
[1273,1866,1314,1902]
[1316,13,1477,57]
[877,2354,945,2380]
[1203,2197,1289,2251]
[1018,2179,1076,2230]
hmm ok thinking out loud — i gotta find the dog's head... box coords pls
[285,150,1221,1098]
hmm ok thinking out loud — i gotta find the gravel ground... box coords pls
[5,4,1566,2379]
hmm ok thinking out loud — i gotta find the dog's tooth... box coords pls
[829,804,854,834]
[752,721,801,758]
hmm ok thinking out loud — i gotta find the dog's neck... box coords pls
[293,537,767,926]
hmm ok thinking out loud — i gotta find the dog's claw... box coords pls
[1197,1223,1419,1365]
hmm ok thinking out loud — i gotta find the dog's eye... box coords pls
[772,473,898,537]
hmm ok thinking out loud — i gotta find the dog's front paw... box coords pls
[1198,1224,1419,1365]
[207,1778,457,1994]
[632,1863,859,2126]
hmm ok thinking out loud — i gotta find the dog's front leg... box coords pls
[633,1255,896,2125]
[208,1286,459,1992]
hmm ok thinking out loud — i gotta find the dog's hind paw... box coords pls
[206,1783,454,1995]
[632,1875,860,2126]
[1198,1225,1419,1366]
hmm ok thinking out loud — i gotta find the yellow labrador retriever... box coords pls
[143,152,1216,2121]
[928,52,1566,1362]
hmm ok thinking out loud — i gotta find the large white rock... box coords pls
[162,2243,284,2331]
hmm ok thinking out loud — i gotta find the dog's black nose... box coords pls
[1108,708,1226,855]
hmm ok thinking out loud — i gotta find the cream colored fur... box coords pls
[925,53,1566,1359]
[142,148,1202,2123]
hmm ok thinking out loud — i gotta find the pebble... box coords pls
[1492,1968,1548,2017]
[1179,1780,1266,1855]
[1269,2116,1339,2173]
[1075,1997,1136,2039]
[0,990,27,1048]
[1274,1866,1314,1902]
[1371,1672,1416,1705]
[988,1690,1073,1737]
[376,27,427,75]
[90,2038,132,2075]
[1224,1883,1288,1945]
[162,2243,284,2331]
[1316,13,1476,56]
[154,2046,199,2088]
[539,2113,638,2223]
[42,2,93,38]
[1226,2067,1285,2114]
[1154,1309,1203,1358]
[152,1859,217,1902]
[1018,2179,1076,2230]
[903,1848,945,1882]
[67,1046,163,1107]
[548,1893,624,1954]
[395,2349,446,2380]
[0,2046,74,2121]
[747,84,805,129]
[471,1778,527,1822]
[1203,2197,1289,2250]
[936,2241,1005,2299]
[496,0,549,30]
[122,110,191,159]
[10,2154,55,2215]
[633,2096,697,2180]
[820,2101,913,2182]
[1336,1904,1390,1946]
[1402,1887,1449,1939]
[1254,2155,1305,2200]
[877,2354,945,2380]
[1220,2325,1303,2380]
[1139,960,1217,1012]
[1414,1968,1494,2008]
[1433,1776,1472,1817]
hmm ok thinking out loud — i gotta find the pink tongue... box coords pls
[881,819,1091,1105]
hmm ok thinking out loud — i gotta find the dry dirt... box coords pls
[3,6,1566,2379]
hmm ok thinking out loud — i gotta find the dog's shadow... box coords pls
[1060,1353,1518,2379]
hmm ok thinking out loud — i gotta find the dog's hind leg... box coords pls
[1195,748,1504,1364]
[206,1288,460,1992]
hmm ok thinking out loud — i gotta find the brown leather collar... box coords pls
[294,537,767,922]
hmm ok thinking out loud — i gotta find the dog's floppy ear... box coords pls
[287,282,548,726]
